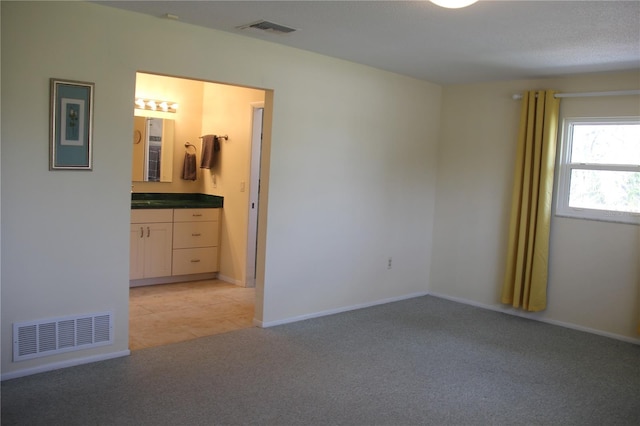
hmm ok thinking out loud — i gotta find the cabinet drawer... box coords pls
[172,247,218,275]
[131,209,173,224]
[173,208,219,223]
[173,222,218,249]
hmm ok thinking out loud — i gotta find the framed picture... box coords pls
[50,78,94,170]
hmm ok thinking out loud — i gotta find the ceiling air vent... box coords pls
[237,20,297,35]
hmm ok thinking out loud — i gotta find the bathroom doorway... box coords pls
[129,279,255,350]
[129,72,271,350]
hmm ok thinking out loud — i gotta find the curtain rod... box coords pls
[511,89,640,100]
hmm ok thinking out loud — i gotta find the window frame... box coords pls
[555,116,640,225]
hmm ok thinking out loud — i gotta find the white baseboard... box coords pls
[1,350,131,381]
[216,274,244,287]
[428,292,640,346]
[256,292,429,328]
[130,272,217,287]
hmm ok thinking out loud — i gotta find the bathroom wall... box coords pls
[200,83,265,286]
[133,73,205,193]
[1,1,441,378]
[430,70,640,341]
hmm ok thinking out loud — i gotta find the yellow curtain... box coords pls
[501,90,560,312]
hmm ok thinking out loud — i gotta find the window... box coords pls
[556,117,640,224]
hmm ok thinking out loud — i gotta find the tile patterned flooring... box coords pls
[129,280,255,350]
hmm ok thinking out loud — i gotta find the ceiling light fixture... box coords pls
[430,0,479,8]
[134,98,178,113]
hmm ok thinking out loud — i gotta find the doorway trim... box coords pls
[246,102,264,288]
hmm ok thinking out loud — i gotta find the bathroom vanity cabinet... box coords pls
[129,206,221,286]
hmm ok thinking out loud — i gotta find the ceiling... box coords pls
[97,0,640,85]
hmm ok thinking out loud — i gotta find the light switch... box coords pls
[240,181,246,192]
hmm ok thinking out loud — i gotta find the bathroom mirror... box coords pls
[132,116,174,182]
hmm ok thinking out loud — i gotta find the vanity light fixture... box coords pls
[134,98,179,113]
[430,0,478,8]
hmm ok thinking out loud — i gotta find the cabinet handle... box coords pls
[139,227,144,238]
[191,233,201,237]
[190,259,201,263]
[147,226,150,237]
[192,213,203,217]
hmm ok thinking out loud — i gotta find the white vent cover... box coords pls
[13,312,113,361]
[237,20,297,35]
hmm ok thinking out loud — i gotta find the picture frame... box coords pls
[50,78,94,170]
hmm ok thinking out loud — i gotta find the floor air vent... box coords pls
[13,312,113,361]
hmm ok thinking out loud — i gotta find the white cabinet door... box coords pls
[130,221,173,280]
[143,222,173,279]
[130,224,145,280]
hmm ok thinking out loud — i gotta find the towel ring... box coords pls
[185,142,197,152]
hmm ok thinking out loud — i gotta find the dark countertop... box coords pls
[131,193,223,209]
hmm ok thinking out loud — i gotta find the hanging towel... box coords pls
[182,152,197,181]
[200,134,220,169]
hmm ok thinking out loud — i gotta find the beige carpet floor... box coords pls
[4,295,640,425]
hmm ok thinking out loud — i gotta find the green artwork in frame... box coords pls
[50,78,94,170]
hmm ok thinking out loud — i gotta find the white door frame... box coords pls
[246,102,264,288]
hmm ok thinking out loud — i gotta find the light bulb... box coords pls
[430,0,478,8]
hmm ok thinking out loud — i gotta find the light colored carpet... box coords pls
[2,295,639,425]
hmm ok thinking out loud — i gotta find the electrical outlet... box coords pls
[387,257,392,270]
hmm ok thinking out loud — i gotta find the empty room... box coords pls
[2,1,639,424]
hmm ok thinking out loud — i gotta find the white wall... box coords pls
[1,1,441,377]
[430,71,640,341]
